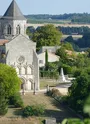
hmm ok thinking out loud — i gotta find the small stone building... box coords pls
[0,0,39,91]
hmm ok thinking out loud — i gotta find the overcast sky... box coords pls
[0,0,90,15]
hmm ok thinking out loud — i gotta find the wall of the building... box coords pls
[38,52,59,67]
[0,19,26,40]
[33,50,39,90]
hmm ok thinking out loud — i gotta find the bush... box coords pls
[51,88,62,97]
[9,93,24,108]
[60,96,69,105]
[0,98,8,115]
[23,104,45,117]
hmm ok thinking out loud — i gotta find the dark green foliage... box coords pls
[9,93,24,108]
[68,72,90,114]
[0,77,8,115]
[62,64,72,74]
[56,47,67,61]
[32,24,62,51]
[23,104,45,117]
[58,26,90,35]
[45,50,48,65]
[83,96,90,116]
[26,26,35,38]
[40,70,59,79]
[26,13,90,24]
[87,48,90,58]
[45,50,48,70]
[0,82,8,115]
[77,33,90,48]
[0,97,8,115]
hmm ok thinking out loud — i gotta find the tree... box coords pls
[68,72,90,114]
[32,24,62,51]
[26,26,35,38]
[0,64,21,98]
[56,47,67,60]
[0,77,8,115]
[45,50,48,66]
[45,50,48,70]
[62,42,74,51]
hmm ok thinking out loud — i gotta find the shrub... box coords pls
[9,93,24,108]
[23,104,45,117]
[47,88,62,97]
[60,96,69,105]
[51,88,62,97]
[0,98,8,115]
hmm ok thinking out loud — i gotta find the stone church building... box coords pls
[0,0,39,91]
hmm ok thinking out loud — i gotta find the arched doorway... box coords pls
[20,78,26,90]
[28,78,34,90]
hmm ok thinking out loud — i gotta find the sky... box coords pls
[0,0,90,15]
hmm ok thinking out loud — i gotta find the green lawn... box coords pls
[0,92,79,124]
[40,80,59,89]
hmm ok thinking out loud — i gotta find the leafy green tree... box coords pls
[65,36,74,43]
[32,24,62,50]
[87,48,90,57]
[26,26,35,38]
[0,64,21,98]
[56,47,67,61]
[68,72,90,114]
[45,50,48,70]
[62,42,74,51]
[0,78,8,115]
[77,33,90,48]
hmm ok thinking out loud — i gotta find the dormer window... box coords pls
[16,25,21,35]
[7,25,11,35]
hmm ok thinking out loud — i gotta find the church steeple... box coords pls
[0,0,27,40]
[2,0,26,20]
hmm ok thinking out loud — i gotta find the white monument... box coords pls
[60,68,66,82]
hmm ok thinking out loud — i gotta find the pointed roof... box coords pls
[2,0,26,20]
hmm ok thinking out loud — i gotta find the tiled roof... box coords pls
[0,39,8,45]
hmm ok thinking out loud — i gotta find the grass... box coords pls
[40,80,60,89]
[0,92,79,124]
[22,93,79,122]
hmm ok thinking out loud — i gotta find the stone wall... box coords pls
[0,19,26,40]
[33,50,39,90]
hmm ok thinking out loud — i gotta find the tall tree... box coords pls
[0,64,21,98]
[32,24,62,51]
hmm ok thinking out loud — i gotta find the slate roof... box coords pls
[1,0,26,20]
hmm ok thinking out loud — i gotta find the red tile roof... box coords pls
[0,39,9,45]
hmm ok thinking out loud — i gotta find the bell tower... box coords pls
[0,0,27,40]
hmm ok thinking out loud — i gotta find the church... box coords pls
[0,0,39,91]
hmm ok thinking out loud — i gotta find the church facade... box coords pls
[0,0,39,91]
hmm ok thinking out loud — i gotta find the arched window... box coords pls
[7,25,11,34]
[16,25,21,35]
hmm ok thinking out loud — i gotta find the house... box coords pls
[38,51,60,67]
[38,46,61,54]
